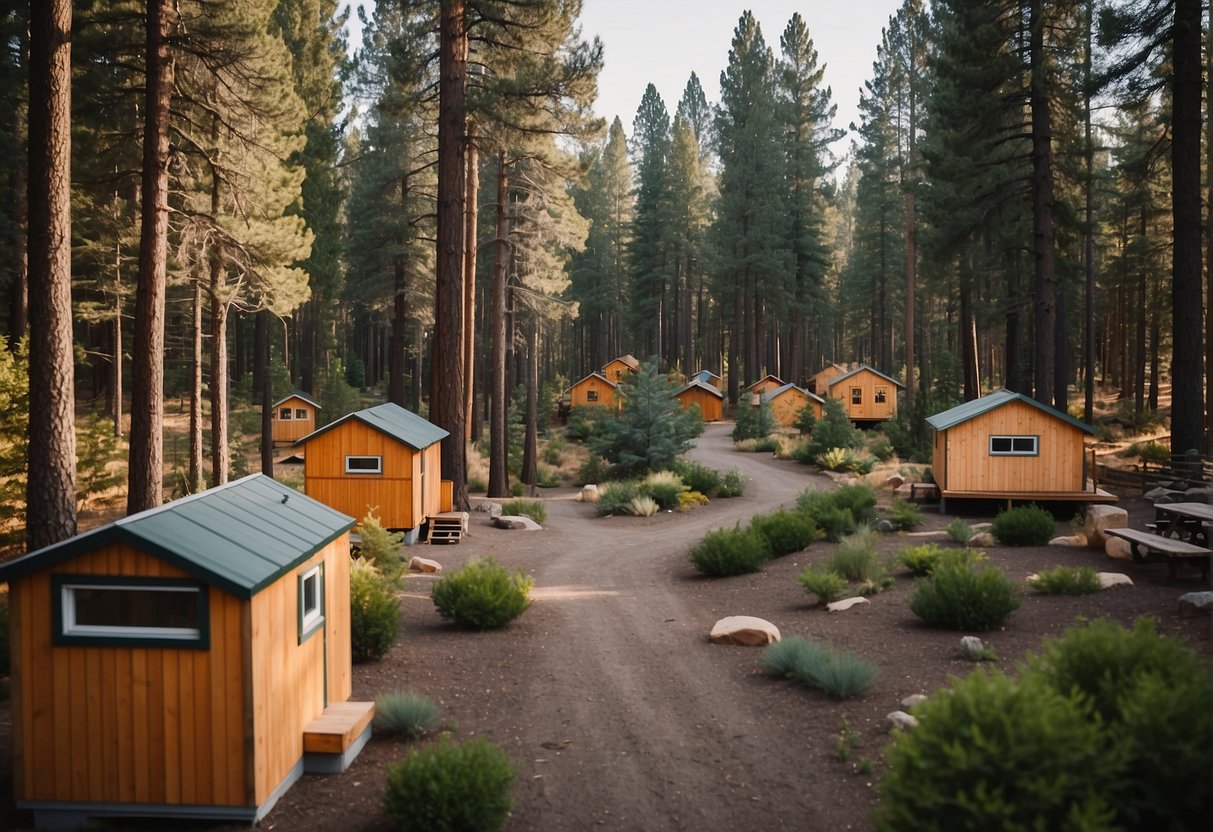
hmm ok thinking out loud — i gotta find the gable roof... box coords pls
[603,354,640,371]
[273,390,320,410]
[693,369,721,383]
[762,382,824,405]
[0,474,354,599]
[567,371,618,392]
[747,374,784,391]
[827,364,905,389]
[926,388,1094,434]
[675,378,723,399]
[295,402,448,450]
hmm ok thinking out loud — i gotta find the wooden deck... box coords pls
[940,488,1118,507]
[303,701,375,755]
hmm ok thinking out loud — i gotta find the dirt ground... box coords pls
[3,422,1211,831]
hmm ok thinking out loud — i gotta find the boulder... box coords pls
[408,556,443,574]
[969,522,993,532]
[1097,572,1133,589]
[874,519,896,534]
[579,484,600,503]
[494,514,542,531]
[1049,534,1088,547]
[885,474,905,490]
[1182,487,1213,504]
[709,616,781,646]
[1104,537,1133,560]
[959,636,988,660]
[1154,491,1186,505]
[968,532,996,548]
[826,596,870,613]
[900,694,928,710]
[1083,505,1129,549]
[1144,486,1184,503]
[886,711,919,731]
[473,501,503,518]
[1178,591,1213,617]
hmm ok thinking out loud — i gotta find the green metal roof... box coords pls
[0,474,354,599]
[273,390,320,409]
[827,364,905,389]
[761,382,823,405]
[295,402,449,450]
[926,388,1095,434]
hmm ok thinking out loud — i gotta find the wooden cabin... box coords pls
[674,378,724,422]
[810,362,849,396]
[762,383,824,429]
[826,364,903,423]
[0,475,369,829]
[926,389,1116,509]
[567,371,619,410]
[746,374,784,396]
[601,354,640,383]
[295,402,448,542]
[692,369,722,389]
[270,391,321,445]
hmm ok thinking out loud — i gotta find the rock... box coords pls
[826,596,870,613]
[1083,505,1129,549]
[900,694,928,710]
[1178,591,1213,617]
[1049,534,1088,547]
[1097,572,1133,589]
[709,616,781,646]
[408,556,443,574]
[494,515,542,531]
[1182,487,1213,504]
[1105,537,1133,560]
[968,532,996,548]
[579,484,600,503]
[886,711,919,731]
[885,474,905,490]
[874,519,896,534]
[969,522,993,532]
[959,636,987,659]
[1154,491,1185,505]
[473,501,503,518]
[1144,486,1183,503]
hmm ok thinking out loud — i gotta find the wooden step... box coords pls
[303,701,375,755]
[428,511,469,544]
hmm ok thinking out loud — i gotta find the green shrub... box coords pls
[575,454,609,486]
[594,480,639,516]
[384,737,514,832]
[732,398,776,441]
[350,558,401,662]
[1120,439,1170,464]
[677,490,709,510]
[823,533,892,593]
[431,557,532,630]
[535,465,561,488]
[501,499,546,525]
[1028,565,1102,595]
[375,692,440,739]
[812,506,856,543]
[358,510,406,582]
[816,447,852,471]
[541,442,564,467]
[797,565,848,605]
[641,470,687,510]
[628,495,659,516]
[992,504,1056,545]
[909,562,1020,631]
[468,476,487,494]
[799,397,864,460]
[944,517,973,543]
[762,636,877,699]
[749,509,816,557]
[897,544,984,576]
[688,524,771,576]
[886,499,923,530]
[829,485,878,525]
[672,459,721,496]
[717,468,745,497]
[508,481,524,498]
[792,404,817,435]
[868,435,895,461]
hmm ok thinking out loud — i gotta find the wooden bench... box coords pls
[1103,528,1211,582]
[303,700,375,774]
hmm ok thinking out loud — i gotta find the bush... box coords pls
[575,454,609,486]
[749,509,816,557]
[732,398,776,442]
[867,434,895,461]
[589,361,703,478]
[909,562,1020,631]
[508,481,524,498]
[501,499,546,525]
[1120,439,1170,464]
[384,737,514,832]
[823,533,891,593]
[358,510,406,583]
[375,692,440,739]
[350,558,401,662]
[688,524,771,576]
[992,504,1056,546]
[797,565,848,605]
[628,495,659,516]
[431,557,532,630]
[541,442,564,467]
[829,484,878,525]
[886,499,923,530]
[734,435,781,453]
[811,506,855,543]
[716,468,745,497]
[944,517,973,543]
[595,480,639,516]
[800,397,864,460]
[677,490,709,510]
[1028,565,1102,595]
[535,465,561,488]
[762,636,878,699]
[672,459,721,496]
[898,544,983,576]
[641,470,687,510]
[792,404,817,435]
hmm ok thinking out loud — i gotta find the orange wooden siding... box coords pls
[769,390,820,428]
[569,377,617,409]
[676,388,722,421]
[932,400,1086,493]
[829,370,897,421]
[810,365,845,395]
[271,397,318,443]
[748,378,782,395]
[600,358,636,383]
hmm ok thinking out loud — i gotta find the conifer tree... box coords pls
[628,84,671,361]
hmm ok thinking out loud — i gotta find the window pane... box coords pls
[302,575,318,614]
[851,388,862,404]
[346,456,381,472]
[1012,437,1036,453]
[279,407,292,420]
[875,388,887,404]
[990,437,1013,453]
[73,586,201,630]
[587,390,598,402]
[295,408,308,419]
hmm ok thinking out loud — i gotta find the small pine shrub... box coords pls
[628,495,659,516]
[797,565,848,605]
[383,737,514,832]
[813,507,856,543]
[677,490,709,510]
[830,485,878,525]
[641,470,687,510]
[508,481,524,498]
[944,517,972,543]
[431,557,533,630]
[672,459,721,496]
[688,524,771,576]
[886,499,923,531]
[594,480,640,516]
[358,510,406,582]
[909,562,1020,631]
[350,558,401,662]
[717,468,745,497]
[576,454,609,486]
[501,499,546,525]
[898,543,948,576]
[375,692,440,739]
[749,509,816,557]
[992,504,1056,546]
[762,636,877,699]
[1028,565,1101,595]
[868,435,895,461]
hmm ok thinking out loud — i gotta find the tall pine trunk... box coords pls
[257,311,273,476]
[1083,0,1096,424]
[389,173,408,406]
[189,278,204,493]
[487,154,510,497]
[1029,0,1056,408]
[522,314,538,490]
[463,125,479,441]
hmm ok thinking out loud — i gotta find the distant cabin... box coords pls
[826,365,903,423]
[271,391,321,445]
[762,383,824,429]
[601,354,640,384]
[810,362,849,396]
[926,389,1117,509]
[746,374,784,396]
[674,378,724,422]
[0,475,368,829]
[692,369,723,389]
[296,402,449,541]
[568,371,619,410]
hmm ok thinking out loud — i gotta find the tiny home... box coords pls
[926,388,1116,509]
[601,354,640,383]
[270,391,321,445]
[762,383,824,429]
[295,402,448,540]
[826,364,903,423]
[747,374,784,396]
[810,362,849,396]
[568,371,619,410]
[674,378,724,422]
[0,474,368,829]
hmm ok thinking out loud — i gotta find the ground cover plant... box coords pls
[374,692,441,739]
[749,508,816,557]
[761,636,878,699]
[431,557,533,629]
[796,565,848,605]
[500,498,546,525]
[908,560,1020,631]
[1028,565,1102,595]
[992,504,1056,545]
[688,524,770,576]
[822,527,893,594]
[944,517,973,543]
[383,737,514,832]
[884,499,923,530]
[897,544,984,576]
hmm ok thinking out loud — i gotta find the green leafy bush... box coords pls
[384,737,514,832]
[716,468,745,497]
[594,480,640,516]
[641,470,687,510]
[886,499,923,530]
[749,509,816,557]
[797,565,848,605]
[731,398,776,441]
[575,454,609,486]
[358,510,406,582]
[798,397,864,460]
[688,524,770,576]
[796,485,877,541]
[375,692,440,739]
[672,459,721,496]
[898,544,983,576]
[1028,565,1101,595]
[508,481,524,498]
[867,434,895,461]
[944,517,973,543]
[909,562,1020,631]
[992,504,1056,546]
[812,506,856,543]
[501,499,546,525]
[350,558,401,662]
[535,466,561,488]
[431,557,532,630]
[541,440,564,467]
[829,485,878,525]
[762,636,877,699]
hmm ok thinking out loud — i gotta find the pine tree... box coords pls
[589,360,703,478]
[628,84,671,360]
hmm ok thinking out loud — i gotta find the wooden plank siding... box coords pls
[828,369,898,422]
[568,376,617,409]
[303,419,425,530]
[768,390,820,428]
[676,387,723,421]
[810,364,847,396]
[271,396,319,444]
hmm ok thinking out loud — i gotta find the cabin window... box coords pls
[345,455,383,474]
[851,387,862,405]
[586,389,599,402]
[295,408,308,419]
[53,575,208,648]
[298,564,324,643]
[875,387,887,404]
[614,370,623,380]
[989,435,1039,456]
[279,407,293,420]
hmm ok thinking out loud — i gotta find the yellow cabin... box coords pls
[826,364,902,423]
[600,354,640,383]
[674,379,724,422]
[747,374,784,396]
[0,475,367,829]
[567,372,619,410]
[296,402,448,542]
[810,362,848,396]
[926,389,1116,509]
[270,391,321,444]
[762,383,824,429]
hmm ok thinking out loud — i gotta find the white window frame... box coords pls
[345,455,383,474]
[56,577,207,646]
[989,435,1039,456]
[298,564,324,642]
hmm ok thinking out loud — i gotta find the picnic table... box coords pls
[1104,527,1211,582]
[1152,502,1213,546]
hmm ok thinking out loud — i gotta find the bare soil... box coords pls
[3,422,1211,831]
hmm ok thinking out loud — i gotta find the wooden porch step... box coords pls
[429,511,469,544]
[303,701,375,755]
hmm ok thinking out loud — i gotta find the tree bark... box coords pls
[1205,0,1213,453]
[388,173,408,406]
[463,123,479,441]
[522,313,538,490]
[257,311,273,476]
[487,154,510,497]
[1083,0,1095,424]
[188,277,204,493]
[209,260,229,487]
[1029,0,1056,408]
[26,0,76,550]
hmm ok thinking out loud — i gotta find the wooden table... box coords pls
[1104,527,1211,582]
[1153,502,1213,545]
